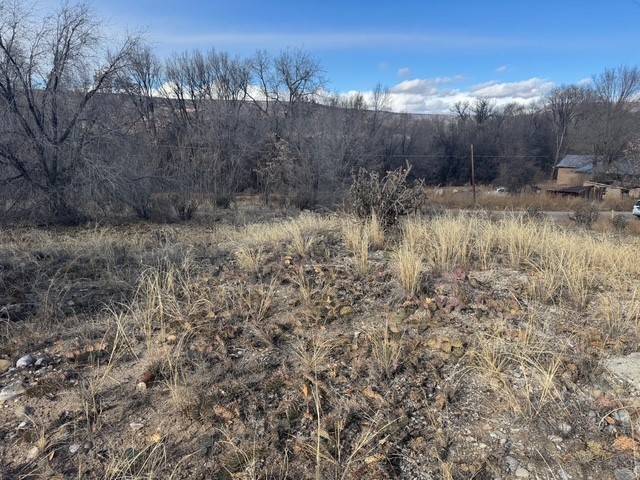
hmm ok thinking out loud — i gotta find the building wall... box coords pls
[556,169,591,186]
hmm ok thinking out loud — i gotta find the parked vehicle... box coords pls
[633,200,640,217]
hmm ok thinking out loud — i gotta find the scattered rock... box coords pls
[83,441,93,452]
[130,422,144,431]
[614,468,635,480]
[505,456,519,473]
[604,353,640,390]
[136,382,148,392]
[26,446,39,461]
[138,371,156,388]
[0,381,27,402]
[14,405,34,419]
[612,410,632,427]
[558,422,572,435]
[34,357,49,368]
[0,359,12,373]
[515,467,530,478]
[548,435,563,443]
[69,444,81,454]
[16,354,35,368]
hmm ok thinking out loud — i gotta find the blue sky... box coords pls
[73,1,640,113]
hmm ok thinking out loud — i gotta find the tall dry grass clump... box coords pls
[218,212,340,253]
[394,213,640,309]
[341,214,385,276]
[393,241,424,297]
[494,216,551,268]
[419,213,475,271]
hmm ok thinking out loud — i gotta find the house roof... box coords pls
[547,185,593,194]
[555,155,596,169]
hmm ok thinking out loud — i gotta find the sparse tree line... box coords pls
[1,1,639,224]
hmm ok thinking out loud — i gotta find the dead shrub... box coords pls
[346,163,425,227]
[570,203,600,229]
[169,194,199,221]
[610,213,629,232]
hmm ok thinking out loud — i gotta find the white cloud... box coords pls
[391,76,465,95]
[358,76,557,114]
[398,67,411,78]
[470,78,553,99]
[495,65,508,74]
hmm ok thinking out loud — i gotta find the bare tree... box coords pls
[544,85,590,166]
[589,65,640,163]
[0,1,140,221]
[247,47,325,121]
[116,45,163,142]
[273,47,325,117]
[472,98,495,125]
[452,101,471,122]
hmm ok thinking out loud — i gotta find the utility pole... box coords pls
[471,144,476,207]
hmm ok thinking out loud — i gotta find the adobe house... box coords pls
[552,154,640,199]
[553,155,595,186]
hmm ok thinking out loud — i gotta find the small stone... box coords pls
[0,359,12,373]
[34,357,49,368]
[0,381,27,402]
[130,422,144,431]
[558,422,572,434]
[16,354,35,368]
[339,306,353,316]
[138,371,156,387]
[83,441,93,452]
[614,468,635,480]
[69,444,81,454]
[136,382,148,392]
[26,446,39,461]
[17,421,28,429]
[548,435,563,443]
[613,410,632,427]
[515,467,530,478]
[505,456,519,473]
[14,405,34,419]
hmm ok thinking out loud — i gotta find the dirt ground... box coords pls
[1,211,640,479]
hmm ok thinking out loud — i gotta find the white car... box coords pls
[634,200,640,217]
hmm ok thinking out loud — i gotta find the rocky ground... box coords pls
[1,211,640,479]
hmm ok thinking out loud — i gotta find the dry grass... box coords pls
[364,318,405,380]
[467,307,566,420]
[430,185,637,212]
[4,208,640,479]
[393,241,424,297]
[341,217,372,276]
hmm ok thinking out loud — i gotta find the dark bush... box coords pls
[170,194,199,221]
[346,164,425,227]
[570,203,600,229]
[214,196,232,209]
[610,213,629,232]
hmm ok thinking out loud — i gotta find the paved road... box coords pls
[492,210,638,222]
[546,211,632,221]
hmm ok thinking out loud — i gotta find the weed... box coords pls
[341,218,371,276]
[570,203,600,229]
[393,241,423,297]
[346,163,425,227]
[610,212,629,232]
